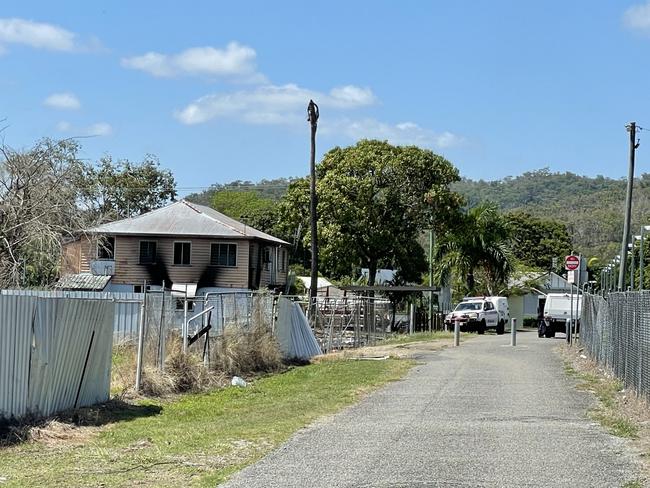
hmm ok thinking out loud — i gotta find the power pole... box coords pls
[428,228,434,331]
[307,100,320,312]
[618,122,638,291]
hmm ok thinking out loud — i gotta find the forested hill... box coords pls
[184,178,294,206]
[453,169,650,259]
[185,169,650,259]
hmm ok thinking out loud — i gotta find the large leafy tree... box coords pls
[77,155,177,220]
[505,211,572,272]
[433,202,512,295]
[211,190,278,233]
[277,140,463,285]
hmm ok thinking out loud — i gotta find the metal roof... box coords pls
[87,200,289,245]
[55,273,112,291]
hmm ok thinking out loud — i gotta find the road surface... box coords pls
[222,331,640,487]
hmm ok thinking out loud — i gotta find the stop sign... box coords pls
[565,255,580,271]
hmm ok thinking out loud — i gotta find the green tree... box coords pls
[211,190,278,233]
[505,211,572,272]
[78,155,177,220]
[277,140,463,285]
[433,202,512,295]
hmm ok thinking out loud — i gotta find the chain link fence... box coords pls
[581,291,650,397]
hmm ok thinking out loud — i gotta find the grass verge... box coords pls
[380,331,454,346]
[561,345,650,486]
[562,352,638,439]
[0,358,412,487]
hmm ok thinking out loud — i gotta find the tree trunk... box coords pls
[466,271,475,294]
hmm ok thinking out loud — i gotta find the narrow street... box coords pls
[222,332,639,487]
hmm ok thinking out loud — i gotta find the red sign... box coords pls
[565,255,580,271]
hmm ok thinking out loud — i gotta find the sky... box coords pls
[1,1,650,195]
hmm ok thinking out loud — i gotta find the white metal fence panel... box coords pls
[0,292,115,419]
[1,289,143,342]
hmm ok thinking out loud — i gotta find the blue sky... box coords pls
[1,1,650,194]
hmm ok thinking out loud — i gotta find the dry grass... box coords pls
[140,324,283,396]
[0,400,162,448]
[211,323,284,375]
[561,344,650,484]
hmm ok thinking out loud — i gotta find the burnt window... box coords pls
[139,241,157,264]
[173,242,191,265]
[263,247,271,271]
[210,243,237,267]
[97,236,115,260]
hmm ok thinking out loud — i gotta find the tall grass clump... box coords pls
[211,323,283,375]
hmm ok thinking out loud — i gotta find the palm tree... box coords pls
[433,202,512,295]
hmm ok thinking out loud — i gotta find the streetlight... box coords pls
[639,225,650,290]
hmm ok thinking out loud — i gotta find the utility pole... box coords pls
[307,100,320,314]
[618,122,639,291]
[428,228,434,331]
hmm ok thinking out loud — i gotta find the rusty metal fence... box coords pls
[581,291,650,398]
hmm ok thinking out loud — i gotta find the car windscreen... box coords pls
[455,302,482,311]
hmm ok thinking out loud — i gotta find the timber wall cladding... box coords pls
[0,292,115,419]
[113,236,250,288]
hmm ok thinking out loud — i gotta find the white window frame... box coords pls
[173,241,192,266]
[210,242,238,267]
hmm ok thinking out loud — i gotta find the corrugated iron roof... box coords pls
[87,200,288,245]
[55,273,112,291]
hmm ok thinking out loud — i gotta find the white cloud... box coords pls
[322,118,464,149]
[44,92,81,110]
[122,42,262,80]
[175,83,376,125]
[0,18,77,51]
[56,121,112,137]
[623,2,650,32]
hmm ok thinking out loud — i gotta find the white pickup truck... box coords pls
[445,296,509,335]
[539,293,581,338]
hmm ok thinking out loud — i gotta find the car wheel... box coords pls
[496,320,505,335]
[478,319,486,335]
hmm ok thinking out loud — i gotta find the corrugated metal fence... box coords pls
[0,290,115,419]
[581,291,650,398]
[1,289,143,342]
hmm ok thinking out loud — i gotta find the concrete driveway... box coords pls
[221,331,640,487]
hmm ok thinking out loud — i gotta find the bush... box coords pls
[522,317,538,328]
[211,324,283,375]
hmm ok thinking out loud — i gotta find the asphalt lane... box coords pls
[221,331,639,487]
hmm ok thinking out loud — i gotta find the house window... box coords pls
[97,236,115,260]
[263,247,271,271]
[280,248,287,271]
[139,241,157,264]
[175,299,195,311]
[210,243,237,267]
[173,242,191,265]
